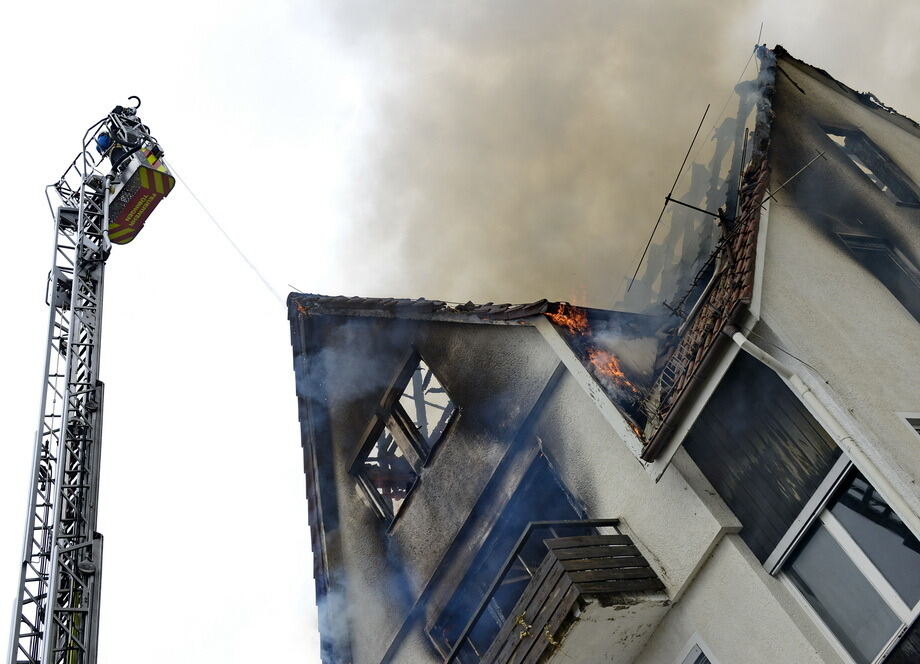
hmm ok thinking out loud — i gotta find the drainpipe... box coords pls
[724,325,920,538]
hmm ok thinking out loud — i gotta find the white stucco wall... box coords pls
[634,535,837,664]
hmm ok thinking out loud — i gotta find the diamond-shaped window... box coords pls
[398,359,457,451]
[358,425,418,519]
[353,354,458,524]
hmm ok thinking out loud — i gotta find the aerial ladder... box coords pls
[8,98,173,664]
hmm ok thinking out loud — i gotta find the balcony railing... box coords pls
[444,518,667,663]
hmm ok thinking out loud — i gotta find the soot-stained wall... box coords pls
[295,313,560,664]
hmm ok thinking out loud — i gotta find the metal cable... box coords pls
[164,159,286,305]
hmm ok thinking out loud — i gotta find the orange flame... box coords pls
[545,303,589,335]
[587,348,640,395]
[629,421,643,439]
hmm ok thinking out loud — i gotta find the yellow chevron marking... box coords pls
[109,227,135,239]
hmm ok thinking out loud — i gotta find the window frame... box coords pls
[897,412,920,440]
[822,125,920,207]
[675,635,718,664]
[350,350,459,526]
[835,233,920,323]
[773,458,920,664]
[352,418,423,524]
[395,354,459,463]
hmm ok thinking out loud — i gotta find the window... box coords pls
[680,644,712,664]
[784,467,920,663]
[353,354,457,524]
[356,424,419,519]
[839,234,920,323]
[824,127,920,207]
[398,358,457,448]
[430,454,590,662]
[907,417,920,438]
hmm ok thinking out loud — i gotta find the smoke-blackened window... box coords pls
[824,127,920,207]
[839,234,920,323]
[352,353,458,525]
[357,425,419,519]
[398,358,457,449]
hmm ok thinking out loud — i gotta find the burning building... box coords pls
[288,46,920,664]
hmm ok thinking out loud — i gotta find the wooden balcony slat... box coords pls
[576,578,666,595]
[559,555,649,571]
[472,533,667,664]
[551,544,641,560]
[483,561,565,664]
[520,584,579,664]
[567,567,659,583]
[543,534,632,549]
[509,576,574,664]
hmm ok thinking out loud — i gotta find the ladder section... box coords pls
[9,144,109,664]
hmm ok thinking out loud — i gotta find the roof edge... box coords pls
[287,292,551,324]
[773,43,920,136]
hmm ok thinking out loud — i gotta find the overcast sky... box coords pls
[2,2,919,662]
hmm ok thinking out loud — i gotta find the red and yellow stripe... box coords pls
[108,156,175,244]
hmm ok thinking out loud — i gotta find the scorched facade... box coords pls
[288,46,920,664]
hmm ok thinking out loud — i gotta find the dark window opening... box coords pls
[357,425,418,519]
[398,358,457,450]
[352,353,458,524]
[887,615,920,664]
[907,417,920,438]
[430,454,590,662]
[839,234,920,323]
[681,644,712,664]
[824,127,920,207]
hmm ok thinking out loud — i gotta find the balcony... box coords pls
[445,520,669,664]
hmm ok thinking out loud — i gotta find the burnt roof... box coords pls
[290,46,902,464]
[639,44,920,461]
[640,144,770,460]
[287,293,551,323]
[638,46,777,460]
[773,44,920,135]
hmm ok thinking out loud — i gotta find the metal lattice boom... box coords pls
[9,102,169,664]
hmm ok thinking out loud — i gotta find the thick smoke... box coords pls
[324,1,759,309]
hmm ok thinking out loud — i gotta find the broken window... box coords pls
[839,234,920,323]
[357,425,418,519]
[824,127,920,207]
[398,358,457,450]
[352,353,458,524]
